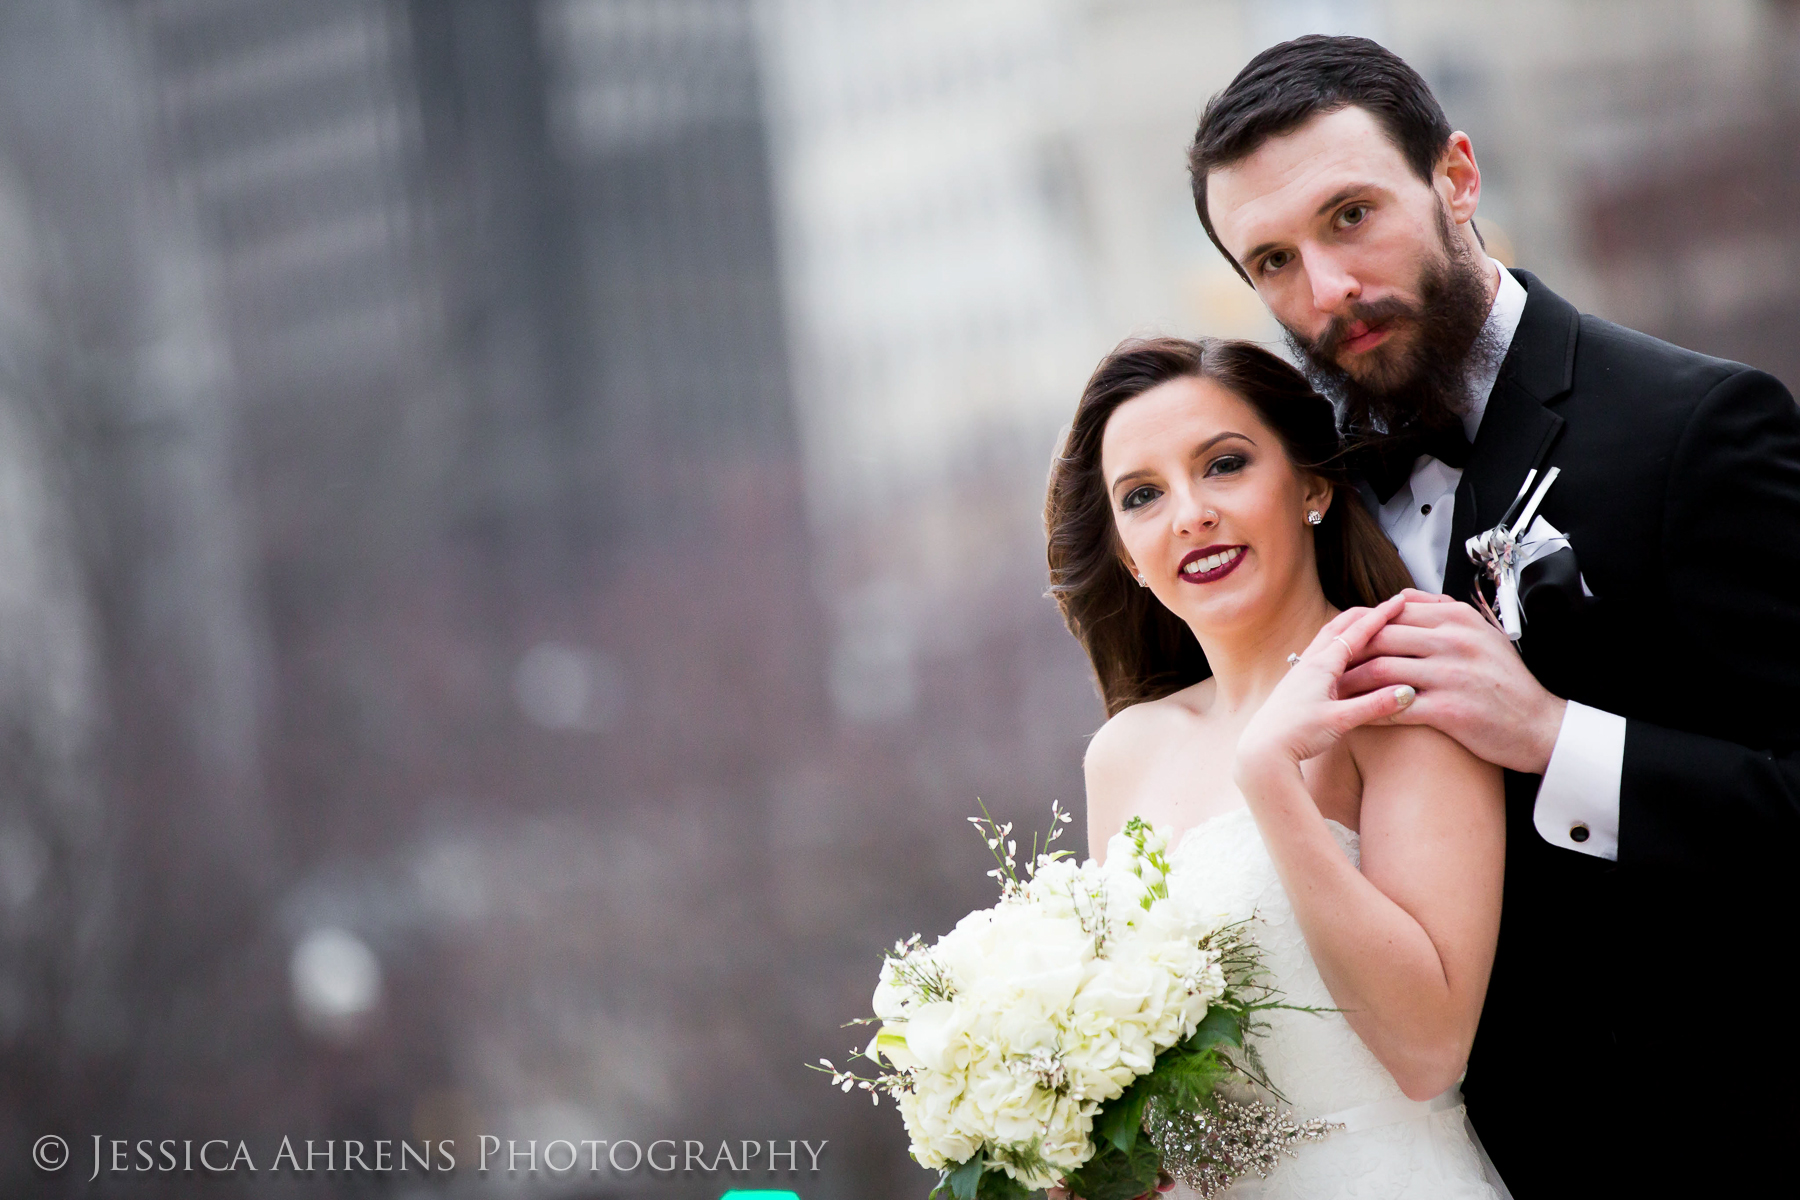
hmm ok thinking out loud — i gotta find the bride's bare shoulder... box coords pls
[1345,722,1497,789]
[1083,698,1172,860]
[1083,685,1212,854]
[1084,682,1209,771]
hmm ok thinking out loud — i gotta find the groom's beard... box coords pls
[1283,216,1497,437]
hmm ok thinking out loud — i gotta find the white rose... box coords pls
[1076,956,1155,1021]
[900,999,964,1074]
[968,1069,1052,1145]
[898,1076,980,1168]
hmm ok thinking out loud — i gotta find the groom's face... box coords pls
[1206,107,1487,399]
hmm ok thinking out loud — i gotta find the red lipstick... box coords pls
[1177,544,1246,585]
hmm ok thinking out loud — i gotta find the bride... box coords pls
[1045,336,1507,1198]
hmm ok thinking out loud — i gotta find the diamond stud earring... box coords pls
[1306,509,1323,526]
[1135,572,1148,587]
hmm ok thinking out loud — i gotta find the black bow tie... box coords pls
[1351,424,1474,505]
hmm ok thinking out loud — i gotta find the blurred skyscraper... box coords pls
[4,0,837,1195]
[758,0,1099,730]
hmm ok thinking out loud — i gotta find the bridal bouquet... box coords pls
[818,805,1330,1199]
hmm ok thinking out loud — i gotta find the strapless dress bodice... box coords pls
[1161,808,1504,1199]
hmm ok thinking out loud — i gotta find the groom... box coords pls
[1188,36,1800,1197]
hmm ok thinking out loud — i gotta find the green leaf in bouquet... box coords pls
[976,1171,1036,1200]
[1095,1007,1244,1158]
[1059,1136,1161,1200]
[932,1155,986,1200]
[1183,1005,1245,1054]
[929,1155,1038,1200]
[1148,1047,1231,1113]
[1092,1076,1153,1156]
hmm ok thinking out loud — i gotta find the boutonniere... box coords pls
[1464,467,1589,640]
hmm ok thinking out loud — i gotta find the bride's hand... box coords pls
[1235,596,1417,786]
[1047,1170,1177,1199]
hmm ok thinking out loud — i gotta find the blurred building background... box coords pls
[0,0,1794,1196]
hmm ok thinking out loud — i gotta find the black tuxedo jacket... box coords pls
[1433,271,1800,1196]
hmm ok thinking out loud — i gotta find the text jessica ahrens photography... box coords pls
[56,1135,827,1181]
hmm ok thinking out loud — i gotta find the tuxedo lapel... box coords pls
[1442,271,1578,600]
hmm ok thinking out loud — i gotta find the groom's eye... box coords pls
[1257,250,1292,275]
[1337,203,1370,228]
[1120,485,1159,510]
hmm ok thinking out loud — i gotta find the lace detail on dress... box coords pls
[1161,809,1500,1199]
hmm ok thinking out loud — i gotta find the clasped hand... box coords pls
[1046,1171,1176,1200]
[1236,589,1568,781]
[1335,589,1566,775]
[1233,596,1418,788]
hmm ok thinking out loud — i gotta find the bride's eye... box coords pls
[1120,485,1159,510]
[1206,453,1248,476]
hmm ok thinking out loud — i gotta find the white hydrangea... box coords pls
[867,817,1228,1187]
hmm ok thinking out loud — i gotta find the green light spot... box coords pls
[719,1193,801,1200]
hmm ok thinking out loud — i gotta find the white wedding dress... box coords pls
[1162,807,1509,1200]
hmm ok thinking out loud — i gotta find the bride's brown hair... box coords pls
[1046,336,1414,717]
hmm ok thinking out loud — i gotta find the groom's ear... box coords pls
[1436,130,1482,228]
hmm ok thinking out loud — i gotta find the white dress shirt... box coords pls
[1375,259,1624,861]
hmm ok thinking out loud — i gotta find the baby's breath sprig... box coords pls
[882,936,957,1006]
[1071,874,1113,956]
[971,799,1076,898]
[1005,1046,1073,1097]
[969,800,1023,897]
[809,1054,914,1107]
[1026,799,1076,879]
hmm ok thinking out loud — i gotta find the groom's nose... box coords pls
[1306,246,1363,322]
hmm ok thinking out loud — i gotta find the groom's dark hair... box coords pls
[1189,36,1453,284]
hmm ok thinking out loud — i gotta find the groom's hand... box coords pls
[1046,1170,1176,1199]
[1337,589,1567,775]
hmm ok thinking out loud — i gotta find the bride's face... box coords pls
[1100,375,1331,636]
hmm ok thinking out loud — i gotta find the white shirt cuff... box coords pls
[1532,701,1624,860]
